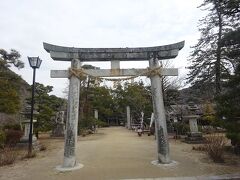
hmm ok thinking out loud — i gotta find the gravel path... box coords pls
[0,127,239,180]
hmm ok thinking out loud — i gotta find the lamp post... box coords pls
[28,56,42,155]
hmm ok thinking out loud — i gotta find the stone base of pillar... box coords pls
[56,163,84,172]
[151,160,178,167]
[157,153,171,164]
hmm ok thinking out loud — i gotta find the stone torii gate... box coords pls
[43,41,184,171]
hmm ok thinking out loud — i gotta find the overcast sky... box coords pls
[1,0,205,97]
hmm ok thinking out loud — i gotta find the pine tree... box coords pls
[187,0,239,95]
[217,64,240,149]
[27,83,66,134]
[216,0,240,152]
[0,78,20,114]
[0,49,23,114]
[0,49,24,69]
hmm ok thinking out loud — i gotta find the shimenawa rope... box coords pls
[68,67,162,81]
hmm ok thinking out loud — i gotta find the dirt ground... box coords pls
[0,127,239,180]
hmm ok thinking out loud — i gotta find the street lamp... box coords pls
[28,56,42,155]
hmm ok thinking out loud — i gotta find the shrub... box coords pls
[0,130,6,149]
[78,128,94,136]
[78,117,109,135]
[173,122,190,135]
[227,132,240,146]
[96,119,109,127]
[78,128,86,136]
[205,134,226,163]
[0,147,17,166]
[3,124,21,131]
[201,125,215,134]
[226,132,240,155]
[5,130,23,146]
[78,118,94,130]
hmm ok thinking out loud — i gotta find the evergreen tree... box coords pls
[0,49,24,114]
[0,49,24,69]
[217,64,240,148]
[0,78,20,114]
[28,83,66,134]
[112,82,152,124]
[187,0,239,95]
[92,86,114,121]
[221,0,240,70]
[78,64,101,121]
[216,0,240,150]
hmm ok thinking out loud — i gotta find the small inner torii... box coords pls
[43,41,185,171]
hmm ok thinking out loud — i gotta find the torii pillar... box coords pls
[149,53,170,163]
[57,58,83,171]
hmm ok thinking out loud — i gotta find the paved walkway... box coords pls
[0,127,239,180]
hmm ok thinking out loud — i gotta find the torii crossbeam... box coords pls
[43,41,184,171]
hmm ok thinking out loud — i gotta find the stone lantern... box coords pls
[183,103,205,143]
[19,105,38,146]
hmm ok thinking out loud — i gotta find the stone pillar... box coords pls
[94,109,98,120]
[126,106,131,129]
[58,59,82,170]
[189,118,198,133]
[149,56,170,164]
